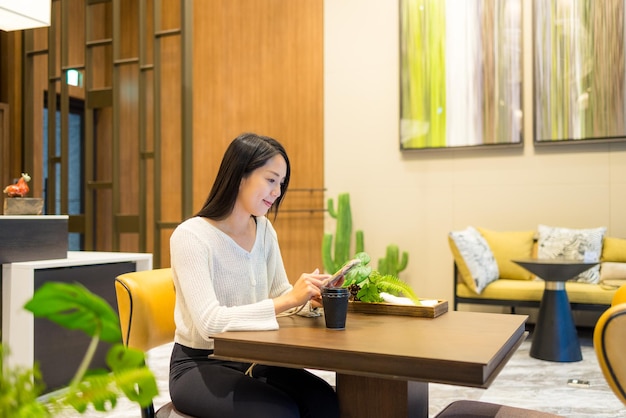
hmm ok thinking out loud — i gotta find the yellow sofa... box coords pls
[450,227,626,313]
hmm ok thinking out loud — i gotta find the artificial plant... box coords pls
[322,192,410,280]
[343,252,420,305]
[378,244,409,277]
[0,282,157,417]
[322,193,364,274]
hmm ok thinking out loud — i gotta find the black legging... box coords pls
[169,343,340,418]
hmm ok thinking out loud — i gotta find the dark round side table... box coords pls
[512,259,599,362]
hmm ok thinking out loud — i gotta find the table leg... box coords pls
[530,282,582,362]
[336,374,428,418]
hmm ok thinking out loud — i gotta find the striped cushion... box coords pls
[449,226,499,294]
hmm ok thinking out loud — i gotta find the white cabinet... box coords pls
[2,251,152,391]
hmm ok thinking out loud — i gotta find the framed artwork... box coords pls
[534,1,626,144]
[400,0,523,150]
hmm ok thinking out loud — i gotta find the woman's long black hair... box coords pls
[196,133,291,220]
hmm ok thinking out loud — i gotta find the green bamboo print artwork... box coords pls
[400,0,446,149]
[534,0,626,142]
[400,0,523,149]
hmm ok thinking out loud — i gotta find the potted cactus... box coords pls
[322,192,415,303]
[322,193,364,274]
[322,192,409,277]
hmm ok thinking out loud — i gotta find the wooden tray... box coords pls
[347,299,448,318]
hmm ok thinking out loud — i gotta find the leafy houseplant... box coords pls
[0,282,157,417]
[342,252,421,305]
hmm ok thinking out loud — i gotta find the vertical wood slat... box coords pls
[83,1,95,249]
[46,2,58,215]
[84,0,114,250]
[0,103,9,212]
[112,0,120,250]
[153,0,163,267]
[138,0,148,252]
[151,0,188,267]
[22,31,36,195]
[116,1,142,249]
[27,29,49,202]
[2,31,24,186]
[182,0,193,220]
[60,0,69,215]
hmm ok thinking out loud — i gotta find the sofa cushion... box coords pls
[449,226,499,294]
[477,227,535,280]
[456,279,617,306]
[537,225,606,284]
[600,262,626,290]
[601,237,626,262]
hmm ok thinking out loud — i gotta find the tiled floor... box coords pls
[56,328,625,418]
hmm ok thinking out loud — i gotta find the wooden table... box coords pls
[513,259,598,362]
[211,311,527,418]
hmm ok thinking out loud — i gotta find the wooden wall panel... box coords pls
[118,65,140,214]
[192,0,324,281]
[30,52,47,198]
[120,0,139,59]
[144,70,155,255]
[159,35,183,223]
[118,63,140,252]
[161,0,181,31]
[88,3,112,90]
[0,32,23,181]
[67,0,85,69]
[14,0,323,273]
[95,107,113,250]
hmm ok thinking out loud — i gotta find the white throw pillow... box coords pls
[600,262,626,285]
[537,225,606,284]
[449,226,499,293]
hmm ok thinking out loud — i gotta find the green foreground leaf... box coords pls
[8,282,159,415]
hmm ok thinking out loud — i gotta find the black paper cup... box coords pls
[321,287,349,330]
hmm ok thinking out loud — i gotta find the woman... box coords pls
[168,133,340,418]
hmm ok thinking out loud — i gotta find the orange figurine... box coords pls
[3,173,31,197]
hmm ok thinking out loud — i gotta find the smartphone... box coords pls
[323,259,361,288]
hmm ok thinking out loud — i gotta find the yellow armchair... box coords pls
[115,268,194,418]
[594,284,626,406]
[611,283,626,306]
[116,268,176,351]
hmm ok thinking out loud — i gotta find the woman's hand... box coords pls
[273,269,330,314]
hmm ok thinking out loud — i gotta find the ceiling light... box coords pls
[0,0,51,32]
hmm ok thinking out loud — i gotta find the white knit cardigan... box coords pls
[169,216,292,350]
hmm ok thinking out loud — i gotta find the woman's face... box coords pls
[237,155,287,217]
